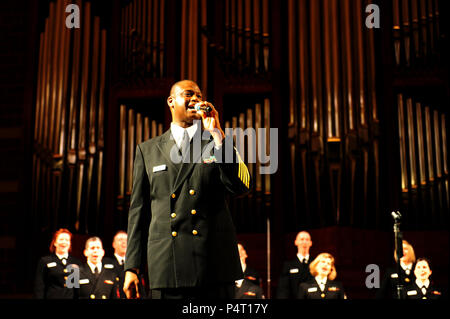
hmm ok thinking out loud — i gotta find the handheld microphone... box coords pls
[194,103,212,113]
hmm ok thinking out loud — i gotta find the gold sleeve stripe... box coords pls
[235,147,250,189]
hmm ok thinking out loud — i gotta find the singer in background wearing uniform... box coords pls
[235,243,265,299]
[103,231,128,298]
[237,242,262,286]
[34,228,81,299]
[405,258,442,299]
[297,252,346,299]
[276,231,314,298]
[78,237,120,299]
[377,240,416,299]
[123,80,252,299]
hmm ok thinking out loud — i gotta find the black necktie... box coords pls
[180,130,190,158]
[94,266,99,277]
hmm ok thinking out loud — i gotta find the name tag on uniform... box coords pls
[79,279,90,285]
[153,164,167,172]
[47,262,57,268]
[104,280,114,285]
[391,273,399,278]
[289,268,299,273]
[407,290,418,296]
[308,287,318,293]
[104,264,114,269]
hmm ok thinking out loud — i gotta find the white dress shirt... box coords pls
[56,253,69,265]
[56,253,68,260]
[297,254,310,264]
[87,261,102,274]
[315,276,327,291]
[416,279,430,295]
[170,122,199,149]
[115,253,125,266]
[400,261,412,275]
[171,121,223,150]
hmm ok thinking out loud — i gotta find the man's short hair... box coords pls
[114,230,127,238]
[85,236,103,250]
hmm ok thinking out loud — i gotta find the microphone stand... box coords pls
[392,211,404,299]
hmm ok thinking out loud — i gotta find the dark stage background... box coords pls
[0,0,448,298]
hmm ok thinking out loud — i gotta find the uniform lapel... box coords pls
[156,129,179,174]
[82,265,98,296]
[324,281,330,295]
[92,266,107,296]
[312,281,321,298]
[53,254,63,267]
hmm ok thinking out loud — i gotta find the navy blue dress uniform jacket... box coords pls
[297,279,346,299]
[78,263,120,299]
[235,279,265,299]
[103,256,126,298]
[276,257,313,299]
[405,282,442,299]
[125,129,252,289]
[103,256,147,298]
[34,254,81,299]
[377,265,415,299]
[243,266,262,287]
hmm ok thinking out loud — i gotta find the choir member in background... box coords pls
[104,231,127,298]
[297,252,346,299]
[78,237,119,299]
[234,243,265,299]
[34,228,81,299]
[237,242,262,286]
[405,258,442,299]
[377,240,416,299]
[276,231,314,298]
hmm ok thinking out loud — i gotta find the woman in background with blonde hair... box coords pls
[377,239,416,299]
[297,252,346,299]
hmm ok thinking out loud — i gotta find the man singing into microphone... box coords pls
[123,80,252,299]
